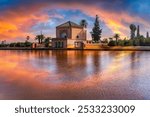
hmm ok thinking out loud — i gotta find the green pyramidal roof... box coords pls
[56,21,83,28]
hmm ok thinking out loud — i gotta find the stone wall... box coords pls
[71,28,86,40]
[56,27,71,38]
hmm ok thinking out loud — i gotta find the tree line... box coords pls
[89,15,150,46]
[1,15,150,47]
[107,24,150,46]
[0,35,52,47]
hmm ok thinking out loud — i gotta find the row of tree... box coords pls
[35,34,51,46]
[108,37,150,46]
[107,33,150,46]
[1,15,149,47]
[90,15,150,46]
[0,34,52,47]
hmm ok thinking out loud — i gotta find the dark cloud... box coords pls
[1,0,149,18]
[0,0,150,41]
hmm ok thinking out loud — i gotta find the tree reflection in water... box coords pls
[0,50,150,100]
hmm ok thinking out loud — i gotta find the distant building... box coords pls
[52,21,87,49]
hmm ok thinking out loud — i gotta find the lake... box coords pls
[0,50,150,100]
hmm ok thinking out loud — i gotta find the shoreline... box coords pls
[1,46,150,51]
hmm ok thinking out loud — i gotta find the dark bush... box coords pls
[108,41,116,46]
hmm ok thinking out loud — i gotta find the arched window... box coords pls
[55,42,57,48]
[76,35,79,39]
[61,32,67,39]
[58,42,61,48]
[61,42,64,48]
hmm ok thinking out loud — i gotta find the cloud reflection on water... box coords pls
[0,50,150,99]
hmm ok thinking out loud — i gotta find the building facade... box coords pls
[52,21,87,49]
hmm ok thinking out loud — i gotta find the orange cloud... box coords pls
[66,3,150,38]
[55,3,150,38]
[0,4,50,41]
[0,2,149,41]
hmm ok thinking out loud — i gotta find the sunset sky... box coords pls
[0,0,150,42]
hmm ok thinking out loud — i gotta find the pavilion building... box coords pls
[52,21,87,49]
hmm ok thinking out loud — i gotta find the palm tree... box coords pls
[114,34,120,46]
[80,19,88,28]
[26,36,30,41]
[35,35,41,44]
[40,34,45,44]
[35,34,45,44]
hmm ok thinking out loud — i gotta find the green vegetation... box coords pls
[9,42,32,47]
[0,42,32,47]
[44,37,52,47]
[137,25,140,38]
[80,19,88,28]
[130,24,137,39]
[107,24,150,46]
[0,34,51,48]
[35,34,45,44]
[113,33,120,46]
[108,36,150,46]
[0,44,9,47]
[91,15,102,43]
[108,40,116,46]
[146,32,149,38]
[1,20,150,49]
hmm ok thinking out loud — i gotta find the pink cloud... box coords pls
[0,2,149,41]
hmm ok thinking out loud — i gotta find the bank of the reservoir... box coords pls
[1,46,150,51]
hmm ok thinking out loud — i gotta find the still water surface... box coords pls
[0,50,150,100]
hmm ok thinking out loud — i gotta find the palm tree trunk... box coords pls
[116,38,118,46]
[39,39,40,44]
